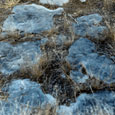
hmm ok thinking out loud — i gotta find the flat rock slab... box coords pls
[66,38,115,86]
[0,79,56,115]
[80,0,86,2]
[73,14,108,41]
[57,91,115,115]
[2,4,63,36]
[0,39,47,75]
[39,0,69,6]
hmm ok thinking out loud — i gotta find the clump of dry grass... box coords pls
[104,0,115,11]
[30,55,49,79]
[103,0,115,41]
[0,0,20,8]
[0,0,114,115]
[21,46,76,105]
[104,20,115,41]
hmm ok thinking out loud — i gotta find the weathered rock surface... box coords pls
[0,79,56,115]
[2,4,63,36]
[73,14,108,41]
[39,0,69,6]
[66,38,115,88]
[57,91,115,115]
[80,0,86,2]
[0,39,47,75]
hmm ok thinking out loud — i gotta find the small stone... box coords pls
[80,0,86,2]
[39,0,69,6]
[73,14,108,41]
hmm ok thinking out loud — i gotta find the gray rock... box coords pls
[73,14,108,41]
[66,38,115,85]
[57,91,115,115]
[0,79,56,115]
[55,34,69,46]
[2,4,63,35]
[0,39,47,75]
[39,0,69,6]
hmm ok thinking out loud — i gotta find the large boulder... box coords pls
[2,4,63,36]
[0,38,47,75]
[0,79,56,115]
[57,91,115,115]
[66,38,115,89]
[39,0,69,6]
[73,14,108,41]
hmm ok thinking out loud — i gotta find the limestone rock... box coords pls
[57,91,115,115]
[0,39,47,76]
[73,14,108,41]
[66,38,115,86]
[39,0,69,6]
[2,4,63,36]
[0,79,56,115]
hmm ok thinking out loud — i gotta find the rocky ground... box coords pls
[0,0,115,115]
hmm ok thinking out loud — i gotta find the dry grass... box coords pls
[103,0,115,41]
[104,0,115,11]
[30,55,49,79]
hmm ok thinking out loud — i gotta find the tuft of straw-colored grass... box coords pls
[104,0,115,11]
[0,0,20,8]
